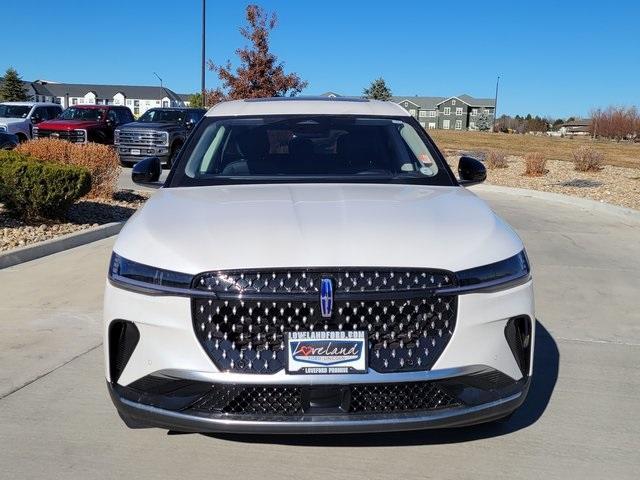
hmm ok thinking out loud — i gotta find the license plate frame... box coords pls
[286,331,368,375]
[130,148,141,155]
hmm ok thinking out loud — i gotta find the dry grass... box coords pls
[485,150,508,169]
[572,145,604,172]
[430,130,640,169]
[16,139,119,198]
[524,152,547,176]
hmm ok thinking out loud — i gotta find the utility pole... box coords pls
[201,0,206,107]
[492,75,500,133]
[153,72,163,89]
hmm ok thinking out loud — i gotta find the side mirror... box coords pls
[186,118,196,130]
[132,157,162,185]
[31,115,41,124]
[458,156,486,186]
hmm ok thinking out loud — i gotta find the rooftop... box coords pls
[206,97,409,117]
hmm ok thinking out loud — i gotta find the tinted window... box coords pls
[138,109,187,123]
[173,115,452,187]
[47,106,62,119]
[0,105,30,118]
[59,108,107,121]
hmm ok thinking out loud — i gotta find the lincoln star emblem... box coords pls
[320,278,333,318]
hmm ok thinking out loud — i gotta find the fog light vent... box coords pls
[109,320,140,383]
[504,316,532,377]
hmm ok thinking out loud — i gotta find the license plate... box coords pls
[130,148,141,155]
[286,331,367,374]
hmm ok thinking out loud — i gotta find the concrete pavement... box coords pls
[1,188,639,479]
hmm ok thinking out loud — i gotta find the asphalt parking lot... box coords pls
[1,187,639,479]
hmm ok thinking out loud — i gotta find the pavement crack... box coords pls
[0,343,102,400]
[555,336,640,347]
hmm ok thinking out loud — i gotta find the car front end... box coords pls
[115,127,170,165]
[104,99,535,433]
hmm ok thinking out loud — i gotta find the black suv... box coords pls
[114,108,206,167]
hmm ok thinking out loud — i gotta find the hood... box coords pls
[119,121,178,131]
[114,183,523,274]
[36,119,103,130]
[0,117,28,126]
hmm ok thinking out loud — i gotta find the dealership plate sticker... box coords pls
[286,331,367,374]
[130,148,141,155]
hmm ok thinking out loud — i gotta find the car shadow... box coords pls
[189,320,559,447]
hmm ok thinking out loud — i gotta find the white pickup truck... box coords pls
[0,102,63,142]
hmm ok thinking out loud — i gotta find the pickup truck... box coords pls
[0,102,63,142]
[114,107,206,167]
[34,105,134,144]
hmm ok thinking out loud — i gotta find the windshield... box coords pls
[138,109,186,123]
[59,108,106,121]
[0,105,30,118]
[174,115,452,186]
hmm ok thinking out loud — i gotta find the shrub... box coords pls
[16,139,118,198]
[523,152,547,176]
[572,145,604,172]
[0,150,91,219]
[485,150,508,169]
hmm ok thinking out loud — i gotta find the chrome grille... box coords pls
[116,129,167,146]
[35,129,86,143]
[192,268,458,374]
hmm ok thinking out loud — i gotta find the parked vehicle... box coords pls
[34,105,134,144]
[0,132,19,149]
[105,97,534,434]
[115,107,206,168]
[0,102,63,142]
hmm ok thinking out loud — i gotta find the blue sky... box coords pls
[1,0,638,118]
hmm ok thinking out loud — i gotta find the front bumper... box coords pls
[108,374,530,434]
[117,145,170,163]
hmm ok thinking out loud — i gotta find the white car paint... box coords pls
[114,183,523,275]
[0,101,62,140]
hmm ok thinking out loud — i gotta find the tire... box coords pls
[16,133,28,143]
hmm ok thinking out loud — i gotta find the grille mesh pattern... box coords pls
[193,296,457,374]
[195,269,455,294]
[190,385,304,415]
[192,269,457,374]
[186,382,460,416]
[349,382,459,413]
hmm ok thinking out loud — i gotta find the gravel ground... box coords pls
[0,191,148,253]
[446,153,640,211]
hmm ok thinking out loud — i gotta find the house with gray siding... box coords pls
[392,94,496,130]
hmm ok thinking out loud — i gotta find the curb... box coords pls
[471,183,640,222]
[0,221,124,270]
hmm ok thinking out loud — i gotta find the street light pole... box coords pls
[492,75,500,133]
[153,72,163,89]
[201,0,206,107]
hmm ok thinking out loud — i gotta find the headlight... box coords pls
[0,125,6,132]
[162,131,169,146]
[114,129,120,145]
[454,250,530,293]
[108,253,193,294]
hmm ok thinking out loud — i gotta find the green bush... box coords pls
[0,150,91,219]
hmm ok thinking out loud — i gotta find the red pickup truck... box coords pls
[34,105,134,144]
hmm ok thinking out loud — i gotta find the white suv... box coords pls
[104,97,535,433]
[0,101,63,142]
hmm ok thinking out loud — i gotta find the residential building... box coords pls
[21,80,188,116]
[558,118,592,136]
[392,95,496,131]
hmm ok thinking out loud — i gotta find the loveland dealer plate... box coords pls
[286,331,367,374]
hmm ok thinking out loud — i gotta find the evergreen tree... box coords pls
[0,67,29,101]
[363,77,392,100]
[476,111,492,131]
